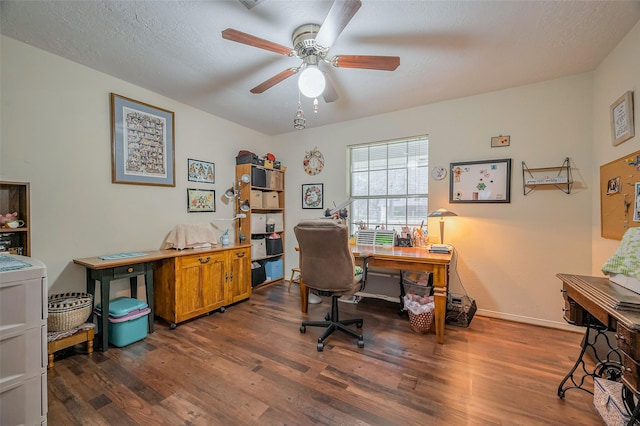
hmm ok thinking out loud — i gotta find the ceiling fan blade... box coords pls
[315,0,362,49]
[322,73,339,103]
[222,28,293,56]
[250,68,298,94]
[332,55,400,71]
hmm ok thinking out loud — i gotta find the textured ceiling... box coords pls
[2,0,639,135]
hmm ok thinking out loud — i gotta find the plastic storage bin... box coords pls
[95,297,150,347]
[264,258,283,281]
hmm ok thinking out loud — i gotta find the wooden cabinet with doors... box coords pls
[153,244,250,328]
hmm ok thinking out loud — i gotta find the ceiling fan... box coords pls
[222,0,400,102]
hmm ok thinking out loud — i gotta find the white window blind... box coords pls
[349,136,428,232]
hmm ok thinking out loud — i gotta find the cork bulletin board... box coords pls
[600,149,640,239]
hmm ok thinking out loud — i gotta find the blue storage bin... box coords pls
[264,258,283,281]
[95,297,150,347]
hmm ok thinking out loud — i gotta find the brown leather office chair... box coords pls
[294,219,368,351]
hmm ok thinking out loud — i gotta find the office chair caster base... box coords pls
[300,325,307,333]
[356,321,363,328]
[317,341,324,352]
[325,313,331,321]
[357,338,364,348]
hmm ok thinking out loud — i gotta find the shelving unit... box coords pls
[522,157,572,195]
[0,181,31,256]
[235,162,285,288]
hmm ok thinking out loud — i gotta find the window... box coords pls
[349,136,428,233]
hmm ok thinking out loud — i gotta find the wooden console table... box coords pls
[299,245,452,344]
[73,244,250,351]
[557,273,640,424]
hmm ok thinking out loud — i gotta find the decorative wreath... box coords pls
[303,147,324,176]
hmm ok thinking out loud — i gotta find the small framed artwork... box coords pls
[491,135,510,147]
[188,159,215,184]
[302,183,323,209]
[187,188,216,212]
[606,176,621,195]
[450,158,511,203]
[610,91,635,146]
[110,93,175,186]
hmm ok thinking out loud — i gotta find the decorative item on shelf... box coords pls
[219,229,230,246]
[0,212,19,226]
[427,208,458,245]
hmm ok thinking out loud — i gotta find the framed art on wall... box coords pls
[110,93,175,186]
[610,91,635,146]
[302,183,323,209]
[450,158,511,203]
[187,188,216,212]
[188,159,215,184]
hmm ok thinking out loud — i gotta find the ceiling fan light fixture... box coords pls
[298,65,325,99]
[293,102,306,130]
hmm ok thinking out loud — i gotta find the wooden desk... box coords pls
[557,273,640,423]
[299,245,452,344]
[73,244,250,351]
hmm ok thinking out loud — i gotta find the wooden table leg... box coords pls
[300,281,309,313]
[144,263,154,333]
[433,264,447,344]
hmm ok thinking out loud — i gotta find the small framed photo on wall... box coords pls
[187,188,216,212]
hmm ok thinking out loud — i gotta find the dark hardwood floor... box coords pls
[47,282,602,425]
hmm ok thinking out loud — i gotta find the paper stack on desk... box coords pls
[429,244,452,254]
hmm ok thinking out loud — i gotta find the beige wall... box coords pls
[275,74,593,330]
[1,18,638,328]
[0,36,270,298]
[591,21,640,273]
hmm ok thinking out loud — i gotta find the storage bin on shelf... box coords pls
[95,297,150,347]
[264,258,283,281]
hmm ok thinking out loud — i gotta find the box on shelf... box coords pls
[266,236,283,255]
[266,170,283,190]
[95,297,150,347]
[262,192,279,208]
[251,167,267,188]
[251,213,267,234]
[266,212,283,232]
[251,261,266,287]
[236,152,261,165]
[250,190,263,208]
[250,236,266,260]
[265,258,283,281]
[593,377,631,425]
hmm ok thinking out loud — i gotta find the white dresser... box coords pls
[0,255,47,426]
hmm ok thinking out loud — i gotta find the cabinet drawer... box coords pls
[617,323,640,359]
[622,351,640,394]
[178,255,213,269]
[113,263,145,279]
[563,297,585,326]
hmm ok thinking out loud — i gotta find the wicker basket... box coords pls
[48,292,93,332]
[408,309,434,334]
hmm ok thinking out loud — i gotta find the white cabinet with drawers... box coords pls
[0,255,47,425]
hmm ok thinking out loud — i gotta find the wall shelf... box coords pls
[522,157,572,195]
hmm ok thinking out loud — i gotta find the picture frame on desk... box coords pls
[187,188,215,212]
[610,91,634,146]
[110,93,175,187]
[450,158,511,203]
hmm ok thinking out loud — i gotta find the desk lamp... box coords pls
[427,208,458,244]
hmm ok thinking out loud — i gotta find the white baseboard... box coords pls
[476,309,583,333]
